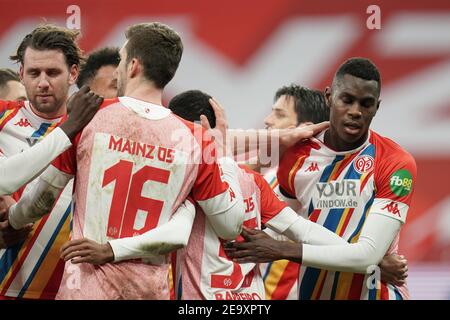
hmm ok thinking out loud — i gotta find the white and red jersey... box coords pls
[51,97,233,300]
[179,165,295,300]
[278,130,417,300]
[0,100,72,299]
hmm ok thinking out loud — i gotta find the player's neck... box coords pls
[29,102,67,119]
[324,127,368,152]
[124,81,163,106]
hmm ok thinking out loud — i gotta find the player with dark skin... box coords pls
[225,69,409,287]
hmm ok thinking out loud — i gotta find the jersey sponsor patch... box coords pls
[389,169,413,197]
[371,198,409,223]
[314,180,361,209]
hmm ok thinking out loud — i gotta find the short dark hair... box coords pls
[334,57,381,94]
[10,24,83,69]
[125,22,183,89]
[168,90,215,128]
[275,84,329,124]
[77,47,120,88]
[0,68,20,89]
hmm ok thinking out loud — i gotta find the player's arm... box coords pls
[0,128,71,195]
[300,154,417,273]
[0,86,102,195]
[250,169,345,245]
[7,164,73,229]
[189,119,245,240]
[203,97,328,166]
[7,133,79,229]
[225,172,348,260]
[59,199,196,264]
[230,156,417,274]
[228,125,329,165]
[194,156,245,240]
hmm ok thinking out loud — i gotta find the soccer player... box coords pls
[0,68,26,102]
[71,89,344,300]
[7,22,246,300]
[228,58,415,300]
[75,47,119,101]
[0,25,102,299]
[168,90,407,300]
[0,86,102,196]
[261,84,329,300]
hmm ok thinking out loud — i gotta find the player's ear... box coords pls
[68,64,79,86]
[129,58,139,78]
[324,87,332,108]
[19,65,24,82]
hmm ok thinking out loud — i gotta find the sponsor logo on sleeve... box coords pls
[389,169,413,197]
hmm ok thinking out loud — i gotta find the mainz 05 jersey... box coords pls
[278,130,417,300]
[0,100,71,299]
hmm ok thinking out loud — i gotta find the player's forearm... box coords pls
[0,127,71,195]
[8,165,72,229]
[108,200,195,262]
[282,216,348,246]
[198,157,245,240]
[301,213,401,273]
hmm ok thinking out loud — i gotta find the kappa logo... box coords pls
[305,162,319,172]
[381,201,401,217]
[14,118,31,127]
[354,155,375,174]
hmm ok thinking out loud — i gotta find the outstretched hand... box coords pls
[278,121,330,155]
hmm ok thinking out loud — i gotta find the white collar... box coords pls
[118,96,171,120]
[23,101,64,127]
[312,129,371,155]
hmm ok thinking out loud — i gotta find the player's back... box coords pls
[57,97,207,299]
[179,166,265,300]
[179,165,292,300]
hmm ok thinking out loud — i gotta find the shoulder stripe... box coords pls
[288,155,306,192]
[0,107,21,131]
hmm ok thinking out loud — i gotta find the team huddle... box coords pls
[0,22,415,300]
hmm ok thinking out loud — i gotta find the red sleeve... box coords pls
[0,100,21,112]
[189,125,229,201]
[51,133,80,175]
[375,148,417,206]
[50,98,118,175]
[370,136,417,223]
[246,167,287,225]
[277,143,308,198]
